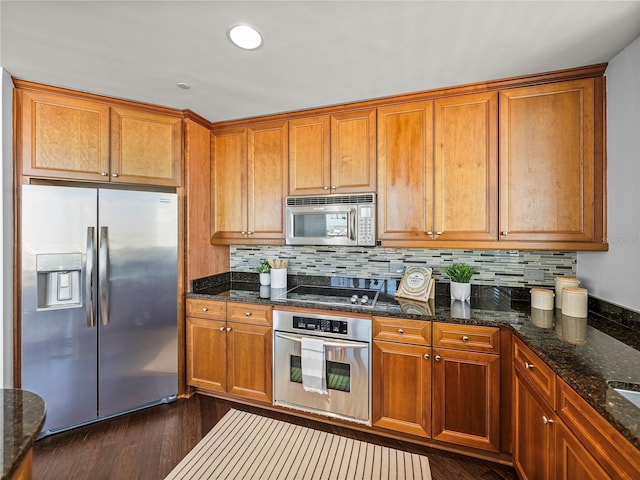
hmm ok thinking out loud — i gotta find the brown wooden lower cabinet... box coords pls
[186,317,227,392]
[226,322,272,403]
[555,418,611,480]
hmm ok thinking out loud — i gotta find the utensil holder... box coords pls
[271,268,287,289]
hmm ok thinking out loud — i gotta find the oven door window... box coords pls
[289,355,351,392]
[293,213,349,239]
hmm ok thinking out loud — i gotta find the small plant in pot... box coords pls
[443,263,477,302]
[256,261,271,286]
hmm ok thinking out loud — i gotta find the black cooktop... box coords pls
[272,282,384,308]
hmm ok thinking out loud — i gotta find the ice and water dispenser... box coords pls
[36,253,82,309]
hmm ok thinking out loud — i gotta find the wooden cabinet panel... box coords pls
[330,109,376,193]
[18,89,110,181]
[433,322,500,354]
[186,317,227,392]
[432,347,500,451]
[211,127,247,242]
[288,115,330,195]
[186,299,227,320]
[226,322,272,403]
[227,302,272,326]
[373,317,430,345]
[513,337,556,409]
[110,106,182,186]
[513,367,556,480]
[555,419,611,480]
[377,101,434,242]
[373,340,431,438]
[433,92,498,241]
[499,78,598,242]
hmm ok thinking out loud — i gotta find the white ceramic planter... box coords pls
[259,273,271,286]
[450,281,471,302]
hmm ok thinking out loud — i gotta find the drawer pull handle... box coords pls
[226,327,232,332]
[435,355,441,361]
[219,326,225,332]
[424,354,430,360]
[245,312,252,317]
[542,416,554,425]
[525,362,535,370]
[202,307,208,312]
[462,335,469,342]
[398,329,404,334]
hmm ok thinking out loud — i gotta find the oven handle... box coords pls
[275,331,369,349]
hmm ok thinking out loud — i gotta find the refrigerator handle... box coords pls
[86,227,96,328]
[99,226,110,326]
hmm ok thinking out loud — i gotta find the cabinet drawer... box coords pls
[373,317,431,345]
[513,337,556,409]
[186,299,227,320]
[228,302,272,326]
[433,322,500,353]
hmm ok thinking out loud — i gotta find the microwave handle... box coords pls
[275,331,368,349]
[350,208,357,241]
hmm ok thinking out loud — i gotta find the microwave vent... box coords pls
[286,193,375,206]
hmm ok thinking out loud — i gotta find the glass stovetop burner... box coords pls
[273,282,384,308]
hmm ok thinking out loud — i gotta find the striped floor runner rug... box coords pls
[165,409,432,480]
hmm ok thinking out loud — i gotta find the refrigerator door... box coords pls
[97,189,177,417]
[21,184,98,433]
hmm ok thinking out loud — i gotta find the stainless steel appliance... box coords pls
[21,184,178,436]
[285,193,376,246]
[273,310,371,425]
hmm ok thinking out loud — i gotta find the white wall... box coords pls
[578,36,640,312]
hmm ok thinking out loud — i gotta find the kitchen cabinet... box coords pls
[499,78,604,244]
[186,299,272,403]
[16,85,183,186]
[288,108,376,195]
[431,323,501,451]
[377,92,497,245]
[211,120,288,245]
[372,317,431,438]
[555,419,610,480]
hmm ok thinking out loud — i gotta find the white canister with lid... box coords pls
[555,276,580,309]
[531,288,555,310]
[562,287,588,318]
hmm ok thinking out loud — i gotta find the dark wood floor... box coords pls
[33,395,517,480]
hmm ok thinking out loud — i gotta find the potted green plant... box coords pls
[443,263,477,302]
[256,261,271,286]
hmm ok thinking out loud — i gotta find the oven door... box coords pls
[273,331,370,425]
[285,205,357,246]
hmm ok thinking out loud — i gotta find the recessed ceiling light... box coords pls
[177,82,191,90]
[228,24,263,50]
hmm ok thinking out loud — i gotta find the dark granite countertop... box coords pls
[2,389,46,479]
[188,272,640,450]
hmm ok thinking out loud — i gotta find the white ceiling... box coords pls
[2,1,639,123]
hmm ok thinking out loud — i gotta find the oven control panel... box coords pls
[293,316,348,335]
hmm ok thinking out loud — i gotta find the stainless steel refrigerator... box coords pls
[21,184,178,436]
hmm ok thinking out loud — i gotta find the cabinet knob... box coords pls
[241,231,246,235]
[462,335,469,342]
[502,231,509,236]
[100,171,109,176]
[426,231,433,235]
[331,185,337,190]
[436,231,443,235]
[247,231,253,236]
[525,362,535,370]
[226,327,232,332]
[219,326,225,332]
[424,354,430,360]
[323,186,329,190]
[111,173,119,177]
[202,307,208,312]
[542,415,554,425]
[435,355,441,361]
[245,312,252,317]
[397,328,404,334]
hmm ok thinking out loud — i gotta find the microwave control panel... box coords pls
[293,316,348,335]
[357,205,375,246]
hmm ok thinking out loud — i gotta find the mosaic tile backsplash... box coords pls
[230,246,576,288]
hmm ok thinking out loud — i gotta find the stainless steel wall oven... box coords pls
[273,310,371,425]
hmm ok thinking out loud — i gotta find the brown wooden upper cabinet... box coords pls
[377,92,498,246]
[288,108,376,195]
[16,86,183,187]
[499,78,604,244]
[211,121,288,245]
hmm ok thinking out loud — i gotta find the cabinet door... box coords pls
[289,115,330,195]
[433,92,498,241]
[247,121,288,244]
[555,419,611,480]
[499,78,597,242]
[330,109,376,193]
[372,340,431,437]
[18,89,110,181]
[432,348,500,451]
[186,317,227,392]
[513,369,555,480]
[110,106,182,186]
[377,101,434,244]
[226,322,272,403]
[211,127,248,243]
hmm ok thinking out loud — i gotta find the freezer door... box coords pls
[21,184,98,433]
[97,189,178,417]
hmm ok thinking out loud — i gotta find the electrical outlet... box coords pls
[524,268,545,281]
[248,258,262,267]
[389,263,405,274]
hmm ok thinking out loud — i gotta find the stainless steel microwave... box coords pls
[285,193,376,246]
